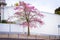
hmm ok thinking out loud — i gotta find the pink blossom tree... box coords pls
[8,1,44,36]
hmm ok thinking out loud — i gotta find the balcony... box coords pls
[0,0,6,6]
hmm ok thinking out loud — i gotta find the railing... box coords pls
[0,23,60,40]
[0,23,25,34]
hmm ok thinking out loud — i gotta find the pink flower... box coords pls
[14,1,44,28]
[8,1,45,36]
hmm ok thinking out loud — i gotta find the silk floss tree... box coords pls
[9,1,44,36]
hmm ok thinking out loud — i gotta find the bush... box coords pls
[1,20,7,23]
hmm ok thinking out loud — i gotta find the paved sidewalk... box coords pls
[0,38,44,40]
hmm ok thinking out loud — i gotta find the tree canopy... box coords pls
[8,1,44,36]
[55,7,60,15]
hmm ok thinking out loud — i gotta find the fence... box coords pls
[0,23,60,40]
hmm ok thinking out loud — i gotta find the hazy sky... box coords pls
[6,0,60,13]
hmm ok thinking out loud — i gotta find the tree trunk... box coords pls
[27,24,30,36]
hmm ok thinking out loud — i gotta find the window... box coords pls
[58,25,60,28]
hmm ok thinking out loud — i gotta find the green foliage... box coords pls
[55,11,60,15]
[0,20,16,24]
[1,20,7,23]
[55,7,60,15]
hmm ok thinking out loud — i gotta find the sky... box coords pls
[6,0,60,13]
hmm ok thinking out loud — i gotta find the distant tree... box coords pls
[8,1,44,36]
[55,7,60,15]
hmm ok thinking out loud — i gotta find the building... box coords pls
[0,0,6,22]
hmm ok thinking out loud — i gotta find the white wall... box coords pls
[29,12,60,35]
